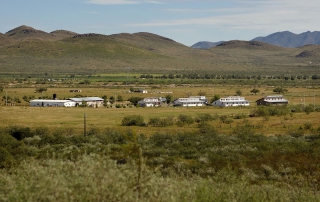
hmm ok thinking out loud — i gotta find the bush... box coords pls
[287,128,304,138]
[176,114,194,127]
[304,105,314,114]
[121,115,146,126]
[7,125,33,140]
[198,122,217,135]
[195,113,214,123]
[149,117,174,127]
[0,147,14,168]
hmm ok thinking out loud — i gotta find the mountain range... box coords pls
[0,25,319,76]
[192,31,320,49]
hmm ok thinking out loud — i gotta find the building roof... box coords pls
[219,96,248,102]
[69,97,103,102]
[256,95,288,103]
[30,99,73,103]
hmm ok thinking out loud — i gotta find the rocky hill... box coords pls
[252,31,320,48]
[191,41,224,49]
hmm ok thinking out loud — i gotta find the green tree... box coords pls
[273,87,288,94]
[250,88,260,95]
[165,94,173,104]
[128,96,143,106]
[35,87,47,93]
[235,90,242,96]
[210,94,220,103]
[117,95,123,102]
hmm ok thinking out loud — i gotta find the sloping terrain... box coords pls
[5,25,57,41]
[50,30,78,40]
[0,33,15,47]
[0,25,319,76]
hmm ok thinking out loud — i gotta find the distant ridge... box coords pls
[214,40,285,51]
[191,41,224,49]
[5,25,56,40]
[252,31,320,48]
[50,30,78,39]
[191,31,320,48]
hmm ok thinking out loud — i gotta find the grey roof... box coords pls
[30,99,74,103]
[69,97,103,102]
[263,99,288,103]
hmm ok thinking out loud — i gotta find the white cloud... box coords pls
[129,0,320,34]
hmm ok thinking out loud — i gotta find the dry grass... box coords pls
[1,85,319,136]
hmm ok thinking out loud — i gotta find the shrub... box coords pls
[198,122,217,135]
[0,147,14,168]
[149,117,173,127]
[304,105,314,114]
[121,115,146,126]
[287,128,304,138]
[34,126,50,136]
[176,114,194,127]
[35,87,47,93]
[195,113,214,123]
[7,125,33,140]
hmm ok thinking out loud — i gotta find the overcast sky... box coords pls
[1,0,319,46]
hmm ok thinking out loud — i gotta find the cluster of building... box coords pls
[30,97,104,107]
[30,95,288,108]
[136,95,288,107]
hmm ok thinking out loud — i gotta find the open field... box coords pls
[0,105,319,136]
[1,83,319,136]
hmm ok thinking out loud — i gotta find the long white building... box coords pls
[212,96,250,107]
[173,96,208,107]
[30,100,76,107]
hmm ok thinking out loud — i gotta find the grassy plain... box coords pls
[1,84,319,136]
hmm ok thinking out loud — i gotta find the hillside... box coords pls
[0,25,320,76]
[252,31,320,48]
[191,41,224,49]
[5,25,57,41]
[50,30,78,40]
[0,33,15,47]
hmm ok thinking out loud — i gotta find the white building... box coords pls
[173,96,208,107]
[69,97,104,107]
[256,95,288,105]
[137,97,161,107]
[30,100,76,107]
[212,96,250,107]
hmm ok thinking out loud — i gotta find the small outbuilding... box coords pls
[256,95,288,105]
[212,96,250,107]
[137,97,161,107]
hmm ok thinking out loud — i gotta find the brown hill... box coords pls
[109,32,189,55]
[0,33,15,46]
[1,25,320,76]
[215,40,285,51]
[50,30,78,40]
[5,25,56,41]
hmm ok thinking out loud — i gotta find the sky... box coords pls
[1,0,319,46]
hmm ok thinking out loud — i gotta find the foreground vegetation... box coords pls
[1,119,320,201]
